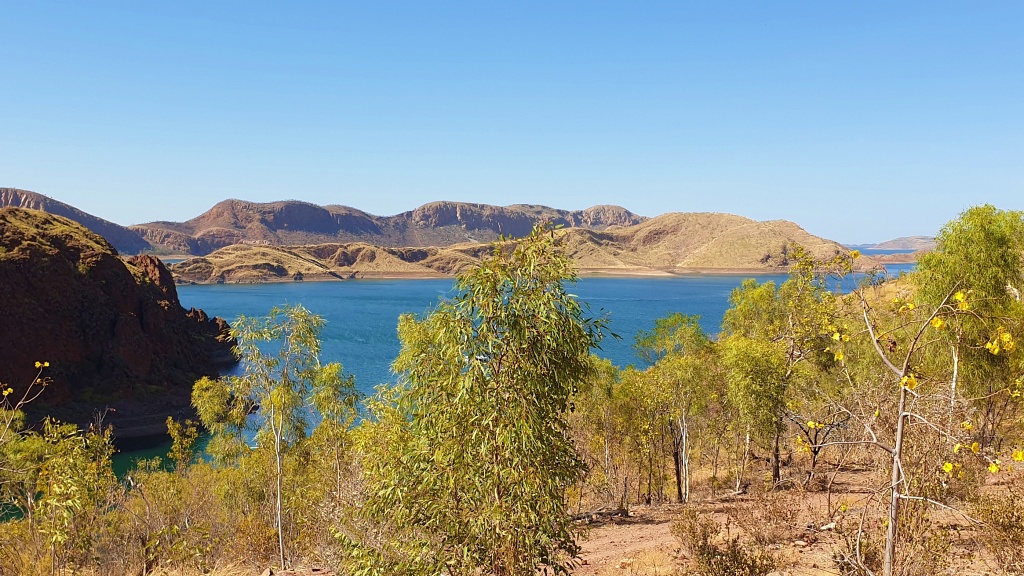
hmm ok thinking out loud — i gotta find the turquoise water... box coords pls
[114,264,915,470]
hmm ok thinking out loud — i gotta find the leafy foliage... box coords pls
[352,226,606,576]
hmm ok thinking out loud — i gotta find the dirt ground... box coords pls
[574,468,1010,576]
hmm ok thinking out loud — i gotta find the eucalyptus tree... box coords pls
[192,304,356,570]
[635,313,718,503]
[719,252,841,485]
[353,226,606,576]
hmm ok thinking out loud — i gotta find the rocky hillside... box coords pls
[170,212,873,283]
[0,188,153,254]
[132,199,646,255]
[0,208,235,438]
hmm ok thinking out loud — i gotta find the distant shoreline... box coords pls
[173,264,908,285]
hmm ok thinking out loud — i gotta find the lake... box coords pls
[176,265,916,392]
[113,264,914,472]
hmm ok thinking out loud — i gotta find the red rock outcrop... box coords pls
[0,208,236,437]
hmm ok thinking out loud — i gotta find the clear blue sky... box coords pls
[2,2,1021,244]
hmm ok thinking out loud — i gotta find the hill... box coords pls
[873,235,936,251]
[131,199,646,255]
[0,187,153,254]
[169,212,872,283]
[0,207,235,437]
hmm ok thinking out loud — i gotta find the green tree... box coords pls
[353,227,606,576]
[636,313,717,503]
[192,304,356,570]
[720,252,840,485]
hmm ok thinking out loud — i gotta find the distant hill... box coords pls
[0,207,235,437]
[873,236,936,251]
[170,212,870,283]
[131,199,647,255]
[0,188,153,254]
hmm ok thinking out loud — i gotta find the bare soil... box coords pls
[574,468,1008,576]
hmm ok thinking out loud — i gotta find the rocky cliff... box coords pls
[132,199,647,255]
[0,208,235,438]
[0,188,153,254]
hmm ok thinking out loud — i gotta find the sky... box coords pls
[1,2,1021,244]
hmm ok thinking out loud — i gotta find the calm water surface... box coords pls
[114,265,915,471]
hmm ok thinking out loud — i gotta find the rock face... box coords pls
[0,188,153,254]
[132,199,647,255]
[0,208,236,437]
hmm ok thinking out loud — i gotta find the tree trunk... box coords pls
[679,415,690,503]
[274,407,286,570]
[736,428,750,493]
[883,384,909,576]
[672,421,683,503]
[772,426,781,485]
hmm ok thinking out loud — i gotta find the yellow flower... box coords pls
[986,340,1001,355]
[930,317,946,331]
[953,443,963,454]
[841,334,850,342]
[832,332,841,341]
[1012,449,1024,462]
[988,461,1001,474]
[2,387,12,397]
[834,351,845,362]
[900,373,918,390]
[850,250,860,259]
[971,442,981,454]
[960,421,973,432]
[942,462,954,474]
[954,290,966,302]
[807,420,817,429]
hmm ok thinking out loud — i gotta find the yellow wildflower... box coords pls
[930,317,946,331]
[2,387,12,397]
[971,442,981,454]
[1012,449,1024,462]
[900,373,919,390]
[986,340,1001,355]
[850,250,860,259]
[942,462,954,474]
[841,334,850,342]
[832,332,841,341]
[960,421,973,432]
[834,351,845,362]
[988,461,1001,474]
[953,443,962,454]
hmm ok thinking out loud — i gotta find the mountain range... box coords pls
[2,187,883,279]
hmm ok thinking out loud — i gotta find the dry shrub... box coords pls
[972,480,1024,574]
[728,488,801,546]
[832,499,954,576]
[671,508,777,576]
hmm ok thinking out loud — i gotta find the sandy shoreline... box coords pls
[172,265,902,285]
